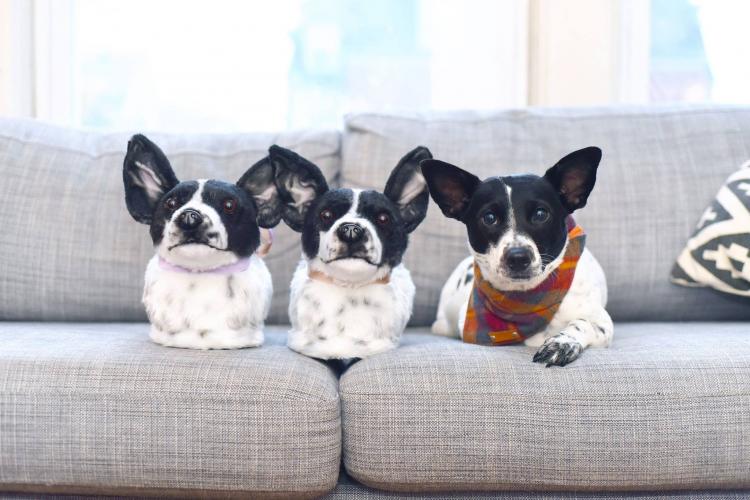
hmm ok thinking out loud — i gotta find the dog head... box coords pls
[421,147,601,290]
[123,134,283,271]
[268,145,431,284]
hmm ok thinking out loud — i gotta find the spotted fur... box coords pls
[144,254,271,348]
[287,260,414,358]
[124,134,283,349]
[269,145,431,359]
[423,147,613,366]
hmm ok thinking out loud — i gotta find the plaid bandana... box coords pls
[463,217,585,345]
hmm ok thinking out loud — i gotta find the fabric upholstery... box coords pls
[3,476,750,500]
[341,323,750,492]
[327,471,750,499]
[342,106,750,323]
[0,118,340,323]
[6,476,750,499]
[0,323,340,498]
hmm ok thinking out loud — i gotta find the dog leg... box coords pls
[532,308,613,367]
[456,299,469,339]
[432,256,474,337]
[431,310,453,337]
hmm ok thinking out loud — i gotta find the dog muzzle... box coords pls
[463,217,586,345]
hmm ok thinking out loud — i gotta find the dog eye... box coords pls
[531,207,550,224]
[482,212,497,225]
[222,199,237,214]
[376,213,390,225]
[320,209,334,222]
[164,197,178,211]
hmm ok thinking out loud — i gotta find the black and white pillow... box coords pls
[671,160,750,296]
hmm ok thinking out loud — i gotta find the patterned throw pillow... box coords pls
[671,160,750,296]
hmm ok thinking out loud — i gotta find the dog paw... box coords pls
[532,334,583,367]
[431,318,454,336]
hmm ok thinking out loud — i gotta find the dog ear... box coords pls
[544,146,601,212]
[383,146,432,233]
[123,134,179,224]
[420,159,480,221]
[268,145,329,232]
[237,155,284,229]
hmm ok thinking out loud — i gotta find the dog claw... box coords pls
[532,346,551,363]
[533,335,583,367]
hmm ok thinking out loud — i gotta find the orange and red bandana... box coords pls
[463,217,585,345]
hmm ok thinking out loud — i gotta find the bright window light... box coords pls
[70,0,523,132]
[650,0,750,105]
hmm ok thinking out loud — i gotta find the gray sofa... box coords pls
[1,106,749,498]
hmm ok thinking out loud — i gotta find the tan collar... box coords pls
[255,228,273,258]
[308,269,390,286]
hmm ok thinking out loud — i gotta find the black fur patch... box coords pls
[149,181,199,246]
[203,180,261,257]
[358,190,410,268]
[301,189,354,259]
[149,179,263,258]
[123,134,180,225]
[422,148,600,273]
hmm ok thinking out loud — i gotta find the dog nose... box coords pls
[176,209,203,230]
[505,247,532,272]
[337,222,364,243]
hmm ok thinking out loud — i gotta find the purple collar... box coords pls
[158,256,251,275]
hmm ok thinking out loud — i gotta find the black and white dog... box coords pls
[123,135,282,349]
[266,145,431,359]
[421,147,613,366]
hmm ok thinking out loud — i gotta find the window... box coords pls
[4,0,750,130]
[66,0,526,132]
[650,0,750,104]
[650,0,710,102]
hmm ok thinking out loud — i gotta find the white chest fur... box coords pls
[143,254,272,349]
[287,260,415,359]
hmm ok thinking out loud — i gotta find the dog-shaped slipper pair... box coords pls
[124,136,430,356]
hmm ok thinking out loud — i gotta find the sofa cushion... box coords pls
[343,106,750,323]
[326,472,750,499]
[340,323,750,493]
[671,159,750,297]
[0,323,340,498]
[0,118,340,323]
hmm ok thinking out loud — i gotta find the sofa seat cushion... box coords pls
[324,471,750,499]
[340,323,750,493]
[0,323,340,499]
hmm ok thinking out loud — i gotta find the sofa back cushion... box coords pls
[342,106,750,324]
[0,118,340,322]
